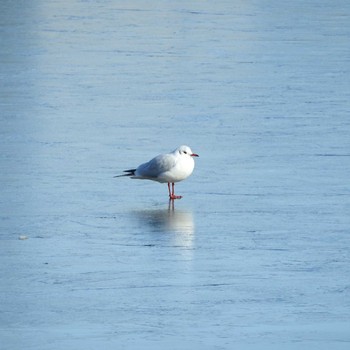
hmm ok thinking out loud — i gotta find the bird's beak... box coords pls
[191,153,199,157]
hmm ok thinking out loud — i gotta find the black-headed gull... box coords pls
[116,145,199,199]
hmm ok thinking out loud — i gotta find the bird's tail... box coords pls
[114,169,136,178]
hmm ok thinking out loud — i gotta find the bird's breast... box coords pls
[159,157,195,183]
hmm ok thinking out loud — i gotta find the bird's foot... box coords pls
[169,194,182,200]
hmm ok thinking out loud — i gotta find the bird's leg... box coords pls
[168,182,182,200]
[167,183,172,198]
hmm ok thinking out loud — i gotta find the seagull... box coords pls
[115,145,199,199]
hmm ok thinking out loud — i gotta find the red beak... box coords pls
[191,153,199,157]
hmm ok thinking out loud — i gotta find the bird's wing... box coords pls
[136,154,176,179]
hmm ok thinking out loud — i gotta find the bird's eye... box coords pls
[183,151,187,154]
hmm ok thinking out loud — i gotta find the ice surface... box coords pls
[1,1,350,349]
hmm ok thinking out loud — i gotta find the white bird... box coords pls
[116,145,199,199]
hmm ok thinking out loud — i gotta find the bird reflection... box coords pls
[133,200,194,249]
[165,200,194,235]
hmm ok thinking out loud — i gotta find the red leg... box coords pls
[169,182,182,200]
[167,183,172,197]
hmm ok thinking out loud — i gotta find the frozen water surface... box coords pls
[1,0,350,349]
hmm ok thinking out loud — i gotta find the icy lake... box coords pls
[1,1,350,349]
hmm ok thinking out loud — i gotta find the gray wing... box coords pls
[135,154,176,179]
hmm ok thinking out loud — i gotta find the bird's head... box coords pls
[176,145,199,158]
